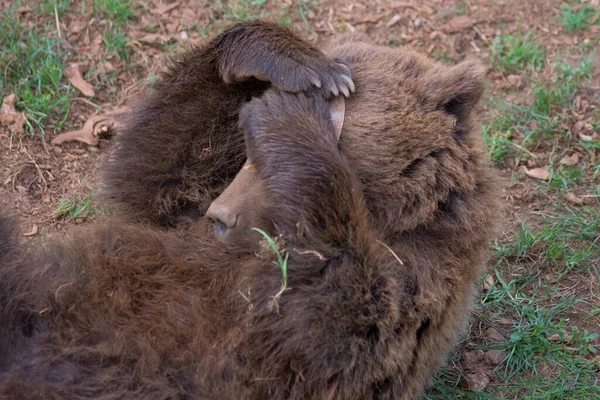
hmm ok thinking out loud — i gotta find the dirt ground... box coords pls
[1,0,599,398]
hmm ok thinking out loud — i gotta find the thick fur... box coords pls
[103,21,353,225]
[0,22,499,399]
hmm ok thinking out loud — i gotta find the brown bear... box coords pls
[0,21,499,399]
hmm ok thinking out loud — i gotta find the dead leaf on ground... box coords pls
[51,109,129,146]
[484,350,507,365]
[573,120,585,133]
[442,16,474,33]
[461,372,489,392]
[497,318,514,325]
[65,63,95,97]
[506,74,523,89]
[482,274,495,291]
[560,153,579,166]
[355,14,386,24]
[150,1,180,16]
[390,2,418,10]
[386,14,404,27]
[548,331,572,343]
[591,355,600,369]
[23,225,39,237]
[137,33,174,45]
[579,131,599,142]
[462,350,485,367]
[565,192,584,205]
[0,94,27,136]
[486,328,505,342]
[522,166,550,180]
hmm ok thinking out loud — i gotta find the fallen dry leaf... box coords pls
[90,35,103,60]
[506,74,523,89]
[52,109,129,146]
[560,153,579,166]
[591,355,600,369]
[442,16,474,34]
[548,331,572,343]
[65,63,95,97]
[547,334,561,342]
[23,225,39,237]
[0,94,27,136]
[484,350,507,365]
[565,192,584,205]
[355,14,386,24]
[150,1,180,16]
[497,318,514,325]
[390,2,418,10]
[522,166,550,180]
[138,33,174,45]
[573,120,585,133]
[421,5,435,14]
[482,274,495,291]
[486,328,505,342]
[461,372,489,392]
[579,131,599,142]
[462,350,485,368]
[386,14,404,27]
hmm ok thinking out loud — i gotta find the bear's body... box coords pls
[0,22,498,399]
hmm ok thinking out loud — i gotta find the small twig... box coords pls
[376,240,404,266]
[72,97,103,110]
[293,249,326,260]
[511,142,539,159]
[55,282,74,302]
[473,26,491,45]
[53,0,62,39]
[23,148,48,193]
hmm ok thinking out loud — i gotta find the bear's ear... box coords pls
[424,60,485,122]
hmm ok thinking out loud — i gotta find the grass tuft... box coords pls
[491,31,546,73]
[0,4,71,135]
[561,3,600,32]
[55,193,95,220]
[252,227,289,312]
[93,0,136,24]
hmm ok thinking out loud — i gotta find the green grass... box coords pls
[484,54,594,164]
[217,0,267,22]
[103,27,130,61]
[0,4,72,135]
[561,3,600,32]
[55,193,95,219]
[429,206,600,398]
[491,31,546,73]
[93,0,134,61]
[0,1,135,137]
[434,51,453,64]
[41,0,74,17]
[93,0,136,24]
[497,206,599,272]
[252,227,289,311]
[531,58,593,116]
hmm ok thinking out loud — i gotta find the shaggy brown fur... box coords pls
[103,21,353,226]
[0,22,499,399]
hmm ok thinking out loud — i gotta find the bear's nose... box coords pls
[206,203,238,236]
